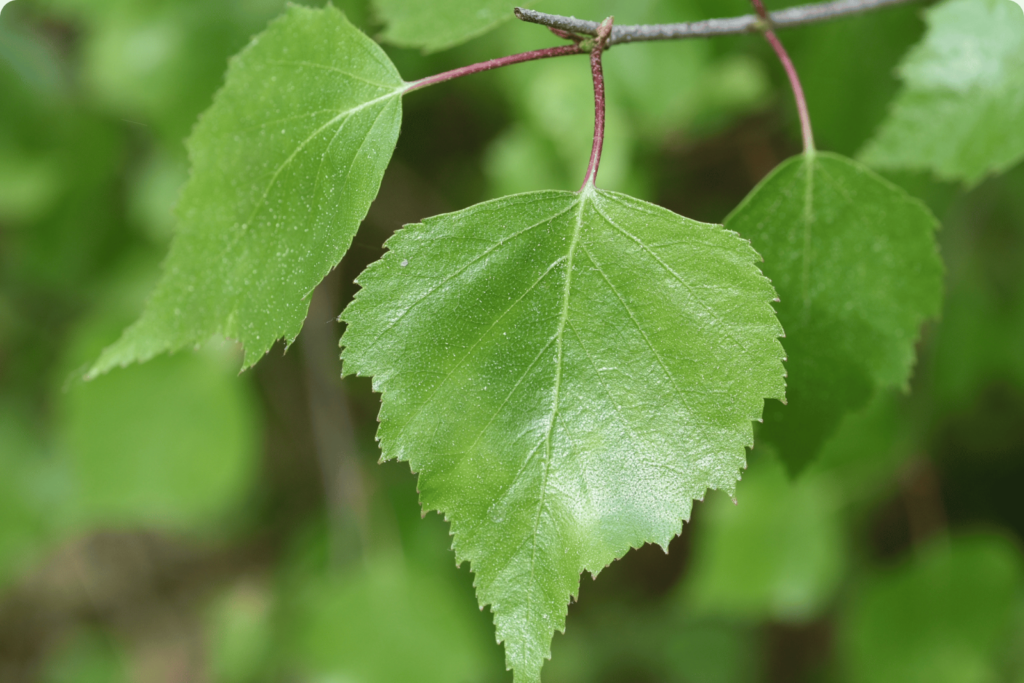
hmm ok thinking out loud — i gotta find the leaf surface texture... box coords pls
[726,153,943,473]
[90,5,404,375]
[341,188,786,681]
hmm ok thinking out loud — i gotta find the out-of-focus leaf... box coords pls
[125,147,188,245]
[0,15,127,291]
[41,629,129,683]
[807,391,912,502]
[342,188,785,681]
[545,601,759,683]
[0,405,64,592]
[375,0,539,53]
[681,452,844,622]
[787,2,923,156]
[860,0,1024,184]
[207,581,274,683]
[484,124,567,197]
[88,5,405,376]
[59,350,259,529]
[58,261,260,529]
[280,555,496,683]
[841,533,1024,683]
[726,153,944,473]
[927,164,1024,409]
[929,275,1024,411]
[50,0,291,143]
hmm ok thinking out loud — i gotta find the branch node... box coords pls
[595,15,614,49]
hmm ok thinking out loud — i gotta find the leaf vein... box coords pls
[389,253,569,449]
[238,90,402,240]
[593,195,756,361]
[265,59,398,89]
[363,202,578,350]
[566,321,694,481]
[522,195,585,660]
[578,244,717,453]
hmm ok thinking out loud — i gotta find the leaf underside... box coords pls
[89,5,404,377]
[341,188,786,681]
[859,0,1024,184]
[726,152,943,474]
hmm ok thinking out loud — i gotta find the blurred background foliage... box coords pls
[1,0,1023,681]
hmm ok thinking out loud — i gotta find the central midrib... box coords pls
[520,191,588,662]
[800,156,816,319]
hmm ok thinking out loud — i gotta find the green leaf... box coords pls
[787,2,923,156]
[0,405,60,592]
[341,188,786,681]
[61,324,261,530]
[281,555,496,683]
[374,0,540,53]
[88,5,406,377]
[807,391,913,500]
[73,0,292,143]
[42,628,130,683]
[682,452,845,623]
[544,601,759,683]
[725,153,943,473]
[841,533,1024,683]
[859,0,1024,184]
[62,350,260,529]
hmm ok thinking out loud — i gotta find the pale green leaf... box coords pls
[374,0,539,53]
[281,555,496,683]
[0,406,59,591]
[682,452,844,623]
[725,153,943,473]
[860,0,1024,184]
[789,2,923,156]
[89,5,405,376]
[841,533,1024,683]
[62,311,260,530]
[42,629,130,683]
[74,0,291,143]
[341,188,786,681]
[206,583,274,683]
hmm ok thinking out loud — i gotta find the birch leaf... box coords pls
[341,188,786,681]
[726,153,943,473]
[90,5,405,376]
[860,0,1024,184]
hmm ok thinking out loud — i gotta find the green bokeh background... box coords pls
[2,0,1024,681]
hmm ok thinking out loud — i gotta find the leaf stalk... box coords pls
[404,44,584,93]
[581,17,614,191]
[749,0,816,155]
